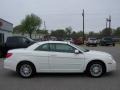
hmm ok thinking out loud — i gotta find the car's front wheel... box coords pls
[86,61,106,77]
[17,62,36,78]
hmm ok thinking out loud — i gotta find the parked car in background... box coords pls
[4,41,116,78]
[86,38,98,46]
[112,37,120,43]
[73,38,83,45]
[99,37,115,46]
[64,38,73,43]
[32,39,41,42]
[0,36,36,57]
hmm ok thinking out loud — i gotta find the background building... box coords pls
[0,18,13,44]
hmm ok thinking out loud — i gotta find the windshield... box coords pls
[70,43,89,52]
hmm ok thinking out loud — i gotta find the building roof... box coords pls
[0,18,13,25]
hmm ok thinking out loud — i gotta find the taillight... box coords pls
[6,53,12,58]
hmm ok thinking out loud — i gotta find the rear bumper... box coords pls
[87,43,97,45]
[101,42,113,46]
[4,59,16,71]
[106,43,113,45]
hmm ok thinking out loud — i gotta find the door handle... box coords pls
[50,54,56,57]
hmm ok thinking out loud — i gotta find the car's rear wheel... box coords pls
[86,61,106,77]
[17,62,36,78]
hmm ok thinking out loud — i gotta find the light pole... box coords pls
[108,15,111,29]
[82,9,85,44]
[44,21,46,30]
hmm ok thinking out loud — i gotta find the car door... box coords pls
[33,43,50,72]
[49,43,85,72]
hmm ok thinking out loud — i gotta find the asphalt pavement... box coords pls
[0,46,120,90]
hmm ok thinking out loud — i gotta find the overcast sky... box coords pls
[0,0,120,32]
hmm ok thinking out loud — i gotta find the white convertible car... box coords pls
[4,41,116,78]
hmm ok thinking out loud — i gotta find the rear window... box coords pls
[104,38,112,41]
[7,37,19,43]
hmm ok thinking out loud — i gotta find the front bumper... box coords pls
[106,60,116,72]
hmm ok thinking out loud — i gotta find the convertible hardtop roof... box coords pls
[27,41,71,50]
[36,41,70,45]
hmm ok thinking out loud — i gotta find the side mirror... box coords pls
[26,40,30,44]
[74,50,79,54]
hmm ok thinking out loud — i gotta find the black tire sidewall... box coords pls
[17,62,35,78]
[87,62,106,77]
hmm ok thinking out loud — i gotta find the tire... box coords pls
[99,43,102,46]
[86,61,106,77]
[94,44,97,47]
[17,62,36,78]
[0,50,2,58]
[113,43,115,46]
[0,47,4,58]
[86,44,89,46]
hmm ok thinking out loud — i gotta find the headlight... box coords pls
[108,55,115,62]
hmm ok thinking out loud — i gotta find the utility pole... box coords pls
[44,21,46,30]
[108,15,111,29]
[106,18,108,28]
[106,15,111,29]
[82,9,85,44]
[106,15,112,36]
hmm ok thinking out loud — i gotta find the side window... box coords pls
[7,37,18,43]
[21,38,28,43]
[55,44,75,53]
[49,43,56,51]
[35,44,49,51]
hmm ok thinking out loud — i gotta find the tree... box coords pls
[113,27,120,36]
[89,31,94,36]
[51,29,66,40]
[13,25,27,35]
[71,31,83,39]
[21,14,42,38]
[13,25,22,34]
[65,26,72,39]
[35,29,49,39]
[71,31,77,39]
[88,31,100,38]
[101,28,112,36]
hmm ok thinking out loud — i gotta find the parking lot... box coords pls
[0,46,120,90]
